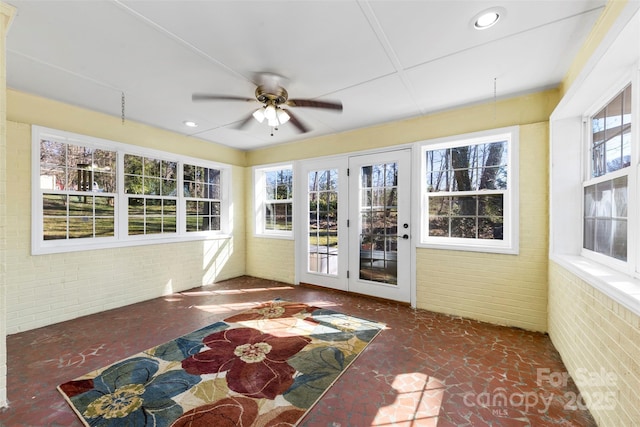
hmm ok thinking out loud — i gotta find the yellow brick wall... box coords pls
[245,237,295,283]
[245,96,552,331]
[548,261,640,426]
[416,122,549,331]
[244,168,295,283]
[0,1,16,408]
[4,96,247,333]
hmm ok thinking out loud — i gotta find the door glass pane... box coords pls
[308,169,338,275]
[359,162,398,285]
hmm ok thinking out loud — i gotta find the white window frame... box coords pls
[417,126,519,254]
[31,126,231,255]
[549,5,640,316]
[253,163,294,239]
[580,81,636,273]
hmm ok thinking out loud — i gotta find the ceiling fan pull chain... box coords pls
[121,91,126,125]
[493,77,497,120]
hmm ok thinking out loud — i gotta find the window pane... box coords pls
[594,219,612,255]
[265,202,292,231]
[451,217,476,238]
[612,176,627,217]
[125,175,142,194]
[69,196,94,217]
[612,220,627,261]
[479,217,503,240]
[584,218,595,251]
[584,176,627,260]
[128,198,144,215]
[478,195,503,217]
[162,179,177,196]
[452,196,476,216]
[592,84,631,177]
[43,194,67,216]
[43,217,67,240]
[95,218,115,237]
[144,158,161,177]
[68,217,93,239]
[124,154,142,175]
[595,181,612,217]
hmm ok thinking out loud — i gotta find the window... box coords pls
[419,128,518,253]
[583,84,632,262]
[40,140,117,241]
[254,164,293,237]
[184,164,221,232]
[33,126,230,254]
[124,154,178,235]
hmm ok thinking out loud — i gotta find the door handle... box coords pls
[398,234,409,240]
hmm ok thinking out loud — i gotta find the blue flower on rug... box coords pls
[151,321,229,361]
[66,356,201,427]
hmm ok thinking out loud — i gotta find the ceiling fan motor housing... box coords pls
[255,85,288,105]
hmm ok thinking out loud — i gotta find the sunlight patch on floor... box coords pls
[373,372,444,426]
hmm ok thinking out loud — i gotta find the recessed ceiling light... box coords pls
[472,7,505,30]
[183,120,198,128]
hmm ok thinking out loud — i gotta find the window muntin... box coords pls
[124,155,178,235]
[40,140,116,240]
[419,128,517,253]
[265,168,293,232]
[583,176,628,261]
[308,169,339,275]
[33,126,229,254]
[184,164,221,232]
[591,85,632,177]
[254,165,294,237]
[583,84,632,262]
[424,138,509,242]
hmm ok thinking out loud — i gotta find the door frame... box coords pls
[294,146,417,308]
[348,149,412,303]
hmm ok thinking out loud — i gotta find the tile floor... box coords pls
[0,276,596,426]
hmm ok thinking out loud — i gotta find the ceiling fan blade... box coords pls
[285,109,310,133]
[287,99,343,111]
[192,94,255,102]
[233,113,255,130]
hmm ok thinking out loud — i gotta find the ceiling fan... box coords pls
[192,73,343,135]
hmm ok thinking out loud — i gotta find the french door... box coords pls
[297,150,411,303]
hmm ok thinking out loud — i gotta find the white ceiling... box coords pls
[6,0,606,150]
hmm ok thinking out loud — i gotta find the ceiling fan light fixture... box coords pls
[276,108,290,125]
[267,117,280,127]
[264,104,277,121]
[252,108,266,123]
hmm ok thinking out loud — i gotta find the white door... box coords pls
[348,150,412,302]
[297,158,348,291]
[296,150,411,303]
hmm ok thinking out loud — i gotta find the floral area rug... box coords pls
[58,300,385,426]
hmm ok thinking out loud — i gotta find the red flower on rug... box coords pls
[224,301,317,323]
[181,327,311,399]
[171,397,258,427]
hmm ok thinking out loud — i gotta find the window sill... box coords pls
[417,241,518,255]
[552,254,640,317]
[252,233,294,241]
[32,233,233,255]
